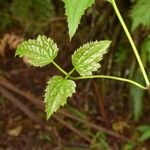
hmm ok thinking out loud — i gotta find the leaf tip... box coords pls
[46,112,51,120]
[107,0,112,3]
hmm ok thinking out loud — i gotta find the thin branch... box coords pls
[0,75,43,109]
[70,75,148,90]
[54,115,91,143]
[109,0,150,86]
[59,110,130,142]
[0,75,130,142]
[93,81,109,126]
[0,86,44,125]
[65,68,75,79]
[52,61,68,76]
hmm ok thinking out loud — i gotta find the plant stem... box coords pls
[70,75,147,90]
[52,61,68,76]
[110,0,150,86]
[65,68,75,79]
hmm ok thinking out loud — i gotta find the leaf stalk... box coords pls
[110,0,150,86]
[70,75,147,90]
[52,62,147,90]
[65,68,76,79]
[52,61,68,76]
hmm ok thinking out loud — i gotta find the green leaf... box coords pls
[72,40,111,76]
[139,130,150,142]
[137,125,150,142]
[130,0,150,31]
[130,73,144,121]
[141,35,150,64]
[63,0,94,39]
[44,76,76,119]
[122,142,136,150]
[137,125,150,132]
[15,35,58,67]
[107,0,112,3]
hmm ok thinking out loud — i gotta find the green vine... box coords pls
[109,0,150,86]
[51,62,148,90]
[15,0,150,119]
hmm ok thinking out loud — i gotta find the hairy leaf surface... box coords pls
[72,41,111,76]
[15,35,58,67]
[63,0,94,39]
[44,76,76,119]
[131,0,150,31]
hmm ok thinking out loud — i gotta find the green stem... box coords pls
[110,0,150,86]
[70,75,147,90]
[65,68,75,79]
[52,61,68,76]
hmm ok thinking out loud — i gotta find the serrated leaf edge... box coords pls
[44,76,76,119]
[72,40,111,76]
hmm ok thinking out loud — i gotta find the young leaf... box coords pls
[63,0,94,39]
[15,35,58,67]
[130,0,150,31]
[72,40,111,76]
[44,76,76,119]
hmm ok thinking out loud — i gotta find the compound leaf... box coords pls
[72,40,111,76]
[15,35,58,67]
[131,0,150,31]
[44,76,76,119]
[63,0,94,39]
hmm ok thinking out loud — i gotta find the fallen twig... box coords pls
[0,75,130,142]
[54,115,91,143]
[0,75,43,109]
[59,110,130,142]
[0,85,44,125]
[93,81,109,126]
[0,77,91,143]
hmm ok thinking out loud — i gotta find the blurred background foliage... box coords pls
[0,0,54,35]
